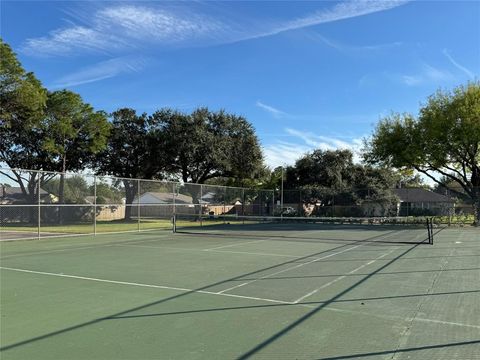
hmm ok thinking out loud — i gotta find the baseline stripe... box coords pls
[0,266,291,305]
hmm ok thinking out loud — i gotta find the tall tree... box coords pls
[155,107,264,184]
[43,90,110,206]
[94,108,167,220]
[364,82,480,225]
[0,39,46,129]
[283,149,398,216]
[0,39,50,219]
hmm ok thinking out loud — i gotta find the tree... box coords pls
[43,90,110,206]
[150,108,264,213]
[94,108,167,220]
[1,39,50,221]
[364,82,480,225]
[0,40,110,223]
[283,149,399,216]
[155,107,264,184]
[0,39,46,128]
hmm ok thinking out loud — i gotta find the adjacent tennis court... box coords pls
[1,222,479,359]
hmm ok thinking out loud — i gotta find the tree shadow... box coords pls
[1,230,393,351]
[315,340,480,360]
[236,242,429,359]
[107,289,480,320]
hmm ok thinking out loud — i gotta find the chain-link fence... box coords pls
[274,186,478,226]
[0,168,274,241]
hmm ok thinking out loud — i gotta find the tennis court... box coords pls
[1,220,479,359]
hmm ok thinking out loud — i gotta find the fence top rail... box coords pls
[0,167,274,192]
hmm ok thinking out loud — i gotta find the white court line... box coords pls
[208,249,305,258]
[413,317,480,329]
[293,248,398,303]
[320,306,480,330]
[0,234,171,260]
[219,229,410,295]
[217,282,250,294]
[0,244,118,259]
[2,267,477,330]
[117,244,304,259]
[0,266,291,305]
[218,244,365,294]
[203,239,265,251]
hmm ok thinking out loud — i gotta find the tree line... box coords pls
[0,39,264,220]
[1,38,479,225]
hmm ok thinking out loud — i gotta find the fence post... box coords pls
[242,188,245,223]
[223,186,226,224]
[271,190,274,216]
[172,183,176,230]
[332,193,335,218]
[37,175,41,240]
[200,184,203,227]
[281,167,284,220]
[137,179,140,232]
[94,175,97,236]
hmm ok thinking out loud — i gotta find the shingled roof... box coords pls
[393,188,454,203]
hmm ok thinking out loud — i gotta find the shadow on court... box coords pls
[1,227,473,360]
[0,234,377,351]
[314,340,480,360]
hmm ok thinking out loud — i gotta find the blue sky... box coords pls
[2,0,479,168]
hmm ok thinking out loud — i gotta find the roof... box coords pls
[1,186,49,196]
[393,188,454,203]
[136,192,193,204]
[0,186,52,204]
[85,196,124,205]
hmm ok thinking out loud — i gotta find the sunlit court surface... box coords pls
[1,223,479,360]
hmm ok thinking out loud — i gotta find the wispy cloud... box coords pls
[256,101,288,119]
[21,1,408,57]
[52,56,149,88]
[303,32,403,53]
[401,75,422,86]
[263,141,312,168]
[21,26,127,57]
[263,128,363,168]
[21,5,225,56]
[259,0,408,40]
[442,49,475,79]
[395,63,453,87]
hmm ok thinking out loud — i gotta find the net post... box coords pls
[93,175,97,236]
[37,173,41,240]
[137,179,140,232]
[426,217,433,245]
[430,218,434,245]
[172,213,176,233]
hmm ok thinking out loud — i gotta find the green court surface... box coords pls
[0,225,479,359]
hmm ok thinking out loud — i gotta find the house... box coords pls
[0,186,56,204]
[132,192,193,205]
[131,192,195,218]
[393,188,455,216]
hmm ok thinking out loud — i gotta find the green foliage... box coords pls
[364,82,480,224]
[282,149,400,217]
[42,175,90,204]
[0,39,49,172]
[43,90,110,173]
[0,38,47,128]
[153,107,264,184]
[95,108,164,180]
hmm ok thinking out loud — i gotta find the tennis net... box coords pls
[173,214,434,245]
